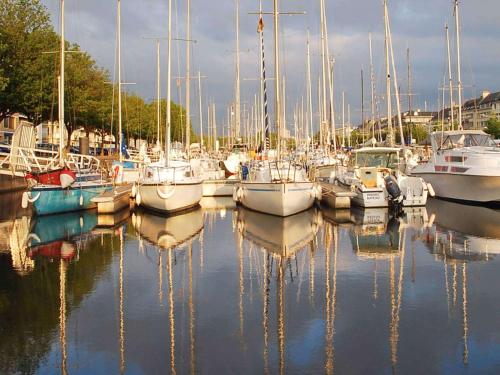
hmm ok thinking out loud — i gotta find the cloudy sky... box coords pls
[42,0,500,133]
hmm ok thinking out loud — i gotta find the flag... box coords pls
[257,17,264,33]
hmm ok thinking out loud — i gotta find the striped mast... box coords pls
[257,1,270,152]
[59,0,65,165]
[165,0,172,167]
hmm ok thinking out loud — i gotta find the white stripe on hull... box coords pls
[138,181,202,213]
[239,182,315,217]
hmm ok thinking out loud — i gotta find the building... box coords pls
[0,113,32,142]
[462,91,500,129]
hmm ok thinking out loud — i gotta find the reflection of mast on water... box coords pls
[158,251,164,306]
[277,257,285,375]
[462,263,468,365]
[119,226,125,374]
[390,227,406,373]
[262,252,270,375]
[59,259,68,375]
[325,223,339,374]
[167,250,176,375]
[309,241,315,305]
[188,242,196,375]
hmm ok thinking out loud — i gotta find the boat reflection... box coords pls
[28,210,98,261]
[425,198,500,260]
[132,207,204,250]
[236,207,322,257]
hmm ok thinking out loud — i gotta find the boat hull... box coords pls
[138,180,202,213]
[91,185,132,214]
[412,172,500,204]
[0,170,27,193]
[30,184,112,215]
[237,181,316,217]
[202,179,238,197]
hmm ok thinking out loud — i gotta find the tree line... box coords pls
[0,0,193,146]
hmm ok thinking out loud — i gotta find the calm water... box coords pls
[1,193,500,374]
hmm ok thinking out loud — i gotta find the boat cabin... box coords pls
[431,130,496,151]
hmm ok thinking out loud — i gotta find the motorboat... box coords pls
[336,147,430,208]
[410,130,500,204]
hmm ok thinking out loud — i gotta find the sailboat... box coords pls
[136,0,202,213]
[410,2,500,204]
[22,0,112,216]
[234,1,319,217]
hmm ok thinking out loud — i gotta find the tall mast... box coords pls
[306,30,313,150]
[117,0,123,162]
[319,0,327,148]
[157,40,161,147]
[165,0,172,167]
[185,0,191,154]
[384,0,393,147]
[407,47,412,142]
[369,33,376,141]
[386,1,406,148]
[342,91,345,147]
[198,71,203,148]
[445,24,454,130]
[361,68,365,144]
[235,0,241,139]
[454,0,463,130]
[273,0,281,159]
[322,0,336,151]
[59,0,65,164]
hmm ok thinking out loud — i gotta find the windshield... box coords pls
[355,152,399,169]
[438,133,496,149]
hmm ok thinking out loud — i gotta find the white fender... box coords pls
[157,184,176,200]
[427,182,436,197]
[136,191,142,206]
[79,194,84,206]
[21,192,29,209]
[315,185,322,200]
[131,183,137,198]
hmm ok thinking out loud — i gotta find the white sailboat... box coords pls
[234,0,319,217]
[136,0,202,213]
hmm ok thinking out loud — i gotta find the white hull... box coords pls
[412,172,500,204]
[202,179,238,197]
[352,188,388,208]
[91,185,132,214]
[138,180,202,213]
[237,181,316,217]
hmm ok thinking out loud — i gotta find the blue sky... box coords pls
[42,0,500,130]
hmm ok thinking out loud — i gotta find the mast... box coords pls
[306,30,313,150]
[117,0,123,162]
[407,47,412,142]
[369,33,376,141]
[59,0,65,165]
[361,68,365,145]
[384,0,393,147]
[445,24,454,130]
[157,40,161,147]
[386,2,406,149]
[165,0,172,167]
[454,0,463,130]
[185,0,191,154]
[273,0,281,159]
[258,0,270,152]
[322,0,336,151]
[341,91,345,147]
[319,0,327,148]
[235,0,241,139]
[198,71,203,148]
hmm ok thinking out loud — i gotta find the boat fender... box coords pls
[22,192,41,208]
[233,186,243,202]
[157,184,176,200]
[384,174,401,201]
[79,194,84,206]
[315,185,322,200]
[427,182,436,197]
[60,169,76,188]
[131,183,137,198]
[136,192,142,206]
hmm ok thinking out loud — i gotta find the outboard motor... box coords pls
[384,174,403,214]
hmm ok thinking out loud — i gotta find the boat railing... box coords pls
[0,145,102,173]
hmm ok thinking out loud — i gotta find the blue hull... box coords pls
[31,210,98,244]
[32,185,112,215]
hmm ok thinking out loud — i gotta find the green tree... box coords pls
[0,0,59,123]
[485,117,500,139]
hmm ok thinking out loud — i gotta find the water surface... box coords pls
[1,195,499,374]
